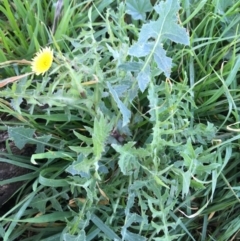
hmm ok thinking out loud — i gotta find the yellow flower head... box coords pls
[31,47,53,75]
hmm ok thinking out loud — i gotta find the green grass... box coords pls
[0,0,240,240]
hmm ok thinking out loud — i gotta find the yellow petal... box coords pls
[31,47,53,75]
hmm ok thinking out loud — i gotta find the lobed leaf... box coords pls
[8,126,35,149]
[126,0,153,21]
[128,0,189,91]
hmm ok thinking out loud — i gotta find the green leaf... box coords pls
[118,62,143,72]
[153,175,169,189]
[137,64,151,92]
[73,130,92,145]
[30,192,48,213]
[35,134,52,153]
[68,146,93,156]
[67,114,112,175]
[112,142,147,176]
[66,154,90,178]
[126,0,153,20]
[10,96,23,113]
[8,126,35,149]
[129,0,189,91]
[92,113,112,160]
[66,156,96,175]
[107,82,131,126]
[50,188,63,211]
[153,0,189,44]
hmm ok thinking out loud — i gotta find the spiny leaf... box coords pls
[35,134,52,153]
[112,142,149,176]
[29,192,48,213]
[92,113,112,160]
[66,154,91,178]
[112,142,139,176]
[137,63,151,92]
[73,130,92,145]
[67,114,112,175]
[129,0,189,91]
[8,126,35,149]
[107,82,131,126]
[126,0,153,20]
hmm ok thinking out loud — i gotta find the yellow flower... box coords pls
[31,47,53,75]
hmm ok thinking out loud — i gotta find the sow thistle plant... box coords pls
[1,0,240,240]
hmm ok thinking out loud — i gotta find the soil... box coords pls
[0,132,34,207]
